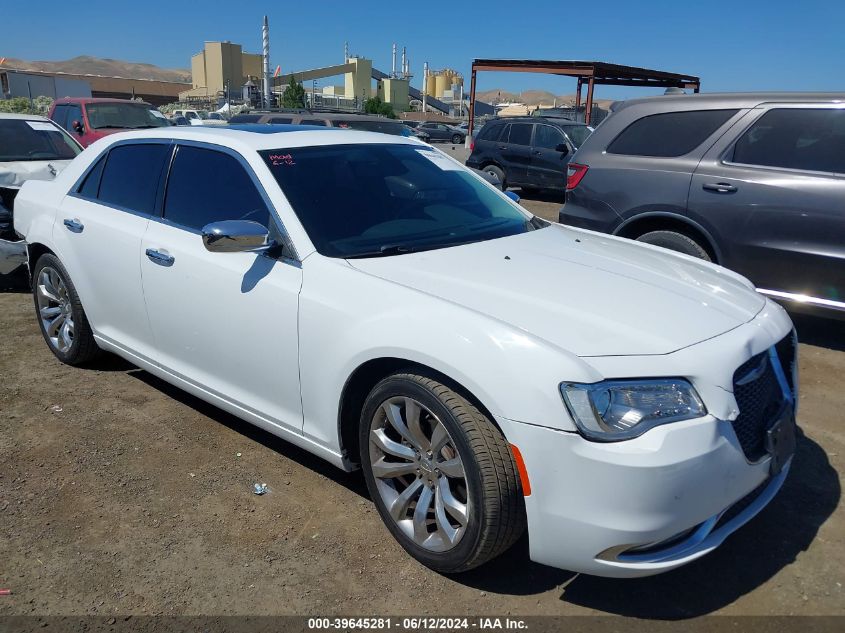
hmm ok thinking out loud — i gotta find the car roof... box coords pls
[483,116,587,126]
[88,124,426,151]
[53,97,153,106]
[243,112,404,123]
[0,113,51,121]
[613,92,845,113]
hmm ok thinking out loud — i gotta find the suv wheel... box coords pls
[635,230,711,262]
[451,134,463,145]
[32,254,100,365]
[359,372,525,573]
[483,165,506,189]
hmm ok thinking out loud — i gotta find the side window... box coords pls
[77,154,107,198]
[52,105,68,130]
[66,104,83,129]
[185,112,197,120]
[163,145,270,231]
[300,119,327,126]
[497,124,511,142]
[97,143,170,214]
[507,123,533,146]
[270,117,293,124]
[477,123,501,141]
[607,109,738,157]
[732,108,845,174]
[534,125,565,150]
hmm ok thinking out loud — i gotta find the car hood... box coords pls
[0,160,73,188]
[347,224,766,357]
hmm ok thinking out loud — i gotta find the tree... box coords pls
[363,96,396,119]
[282,76,306,109]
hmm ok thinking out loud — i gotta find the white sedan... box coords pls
[13,126,797,577]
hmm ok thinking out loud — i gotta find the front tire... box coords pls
[32,254,100,365]
[451,134,464,145]
[635,230,711,262]
[483,165,506,190]
[359,372,525,573]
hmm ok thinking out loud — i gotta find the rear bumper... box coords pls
[558,200,620,232]
[498,414,789,578]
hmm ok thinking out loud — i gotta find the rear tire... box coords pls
[451,134,463,145]
[635,230,711,262]
[32,254,100,365]
[359,371,525,573]
[482,165,506,190]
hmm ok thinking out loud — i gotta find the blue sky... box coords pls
[3,0,844,100]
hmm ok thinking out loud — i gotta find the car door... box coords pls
[529,123,569,189]
[140,142,303,432]
[53,141,170,357]
[688,104,845,303]
[497,122,533,185]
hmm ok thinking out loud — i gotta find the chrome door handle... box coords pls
[145,248,175,267]
[702,182,738,193]
[63,218,84,233]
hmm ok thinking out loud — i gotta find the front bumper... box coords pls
[498,413,791,578]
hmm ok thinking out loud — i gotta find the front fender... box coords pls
[297,256,596,453]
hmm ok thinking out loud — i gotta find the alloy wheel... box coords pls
[368,396,470,552]
[36,266,75,353]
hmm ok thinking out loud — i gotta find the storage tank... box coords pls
[434,73,449,98]
[425,73,437,97]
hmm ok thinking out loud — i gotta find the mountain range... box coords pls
[0,55,190,83]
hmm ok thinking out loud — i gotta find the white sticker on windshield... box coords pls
[416,149,462,171]
[26,121,58,132]
[150,110,167,119]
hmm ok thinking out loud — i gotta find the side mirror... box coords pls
[554,143,570,156]
[72,120,84,134]
[504,190,521,203]
[202,220,271,253]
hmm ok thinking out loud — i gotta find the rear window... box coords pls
[229,114,262,124]
[732,108,845,174]
[608,109,738,157]
[97,143,170,214]
[0,119,81,162]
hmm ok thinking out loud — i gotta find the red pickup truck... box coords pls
[48,97,170,147]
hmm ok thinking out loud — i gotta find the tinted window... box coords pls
[732,108,845,173]
[77,154,106,198]
[229,114,262,123]
[300,119,327,126]
[476,122,502,141]
[0,119,81,161]
[534,125,565,150]
[559,124,592,148]
[497,124,511,142]
[86,103,167,129]
[260,144,543,258]
[608,109,738,157]
[98,144,170,214]
[507,123,533,146]
[164,145,269,231]
[269,117,293,124]
[66,105,83,128]
[51,104,68,130]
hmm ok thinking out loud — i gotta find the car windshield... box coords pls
[85,103,169,129]
[560,125,593,148]
[0,119,81,162]
[261,143,544,258]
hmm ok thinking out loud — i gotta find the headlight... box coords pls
[560,379,707,442]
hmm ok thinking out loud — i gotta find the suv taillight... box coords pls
[566,163,589,190]
[469,139,475,152]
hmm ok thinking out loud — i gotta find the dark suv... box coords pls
[560,93,845,317]
[467,117,592,193]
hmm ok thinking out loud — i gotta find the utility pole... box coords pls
[262,16,271,108]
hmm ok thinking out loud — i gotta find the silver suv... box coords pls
[560,93,845,317]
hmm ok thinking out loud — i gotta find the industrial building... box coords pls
[179,41,263,102]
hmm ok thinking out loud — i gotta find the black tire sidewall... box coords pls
[484,165,505,188]
[359,376,486,572]
[636,230,711,261]
[451,134,463,144]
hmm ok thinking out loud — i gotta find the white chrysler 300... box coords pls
[13,126,797,578]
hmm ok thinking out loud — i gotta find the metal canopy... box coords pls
[467,58,701,135]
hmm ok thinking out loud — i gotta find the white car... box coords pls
[172,109,228,126]
[0,113,82,281]
[13,127,798,578]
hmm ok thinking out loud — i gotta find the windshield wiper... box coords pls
[345,243,429,259]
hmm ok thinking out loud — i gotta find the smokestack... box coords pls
[392,43,397,77]
[344,41,349,61]
[402,47,407,77]
[423,62,428,113]
[262,16,271,108]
